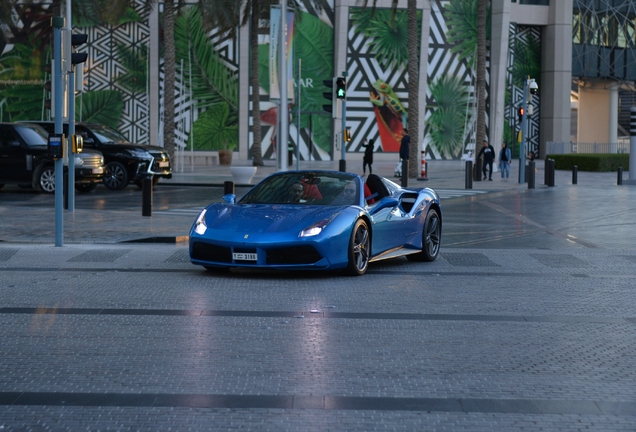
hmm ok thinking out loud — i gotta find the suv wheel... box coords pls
[104,162,128,190]
[34,165,56,193]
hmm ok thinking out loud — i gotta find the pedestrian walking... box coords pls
[498,142,511,181]
[362,138,374,176]
[399,129,410,161]
[477,139,495,181]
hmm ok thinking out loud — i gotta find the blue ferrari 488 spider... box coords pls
[189,170,441,275]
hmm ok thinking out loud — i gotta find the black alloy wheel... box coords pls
[407,208,441,262]
[103,162,129,190]
[345,219,370,276]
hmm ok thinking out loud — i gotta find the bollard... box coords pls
[544,159,549,185]
[528,161,535,189]
[618,166,623,185]
[572,165,578,185]
[465,161,473,189]
[547,159,555,187]
[474,158,482,181]
[401,159,409,188]
[142,176,153,217]
[224,180,235,195]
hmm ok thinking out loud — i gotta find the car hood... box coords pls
[203,203,345,234]
[98,142,167,153]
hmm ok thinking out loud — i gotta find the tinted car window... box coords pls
[14,124,48,146]
[85,125,129,144]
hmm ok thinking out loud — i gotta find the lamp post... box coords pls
[519,76,537,184]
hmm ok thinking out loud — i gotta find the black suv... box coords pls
[0,123,104,193]
[33,122,172,190]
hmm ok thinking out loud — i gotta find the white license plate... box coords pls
[159,161,169,167]
[233,252,257,261]
[93,168,104,174]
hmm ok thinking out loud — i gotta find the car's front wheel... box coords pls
[344,219,370,276]
[76,183,98,193]
[104,162,128,190]
[34,165,56,193]
[407,208,441,262]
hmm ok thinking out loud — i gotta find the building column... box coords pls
[238,20,250,160]
[539,0,572,157]
[609,81,618,145]
[489,0,511,158]
[148,6,159,148]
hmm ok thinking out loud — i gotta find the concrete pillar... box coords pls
[489,0,511,159]
[238,17,250,160]
[539,0,572,158]
[417,1,431,156]
[609,82,618,146]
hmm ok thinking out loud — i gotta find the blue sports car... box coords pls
[189,171,441,275]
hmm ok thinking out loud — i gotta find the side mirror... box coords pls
[222,194,236,204]
[369,197,399,215]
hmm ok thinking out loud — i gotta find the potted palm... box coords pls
[189,102,238,165]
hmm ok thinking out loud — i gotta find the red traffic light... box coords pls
[517,106,525,122]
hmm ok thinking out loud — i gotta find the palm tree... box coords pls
[357,0,420,178]
[162,0,176,161]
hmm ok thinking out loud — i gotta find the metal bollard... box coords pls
[142,176,153,217]
[544,159,549,185]
[618,166,623,185]
[528,161,535,189]
[474,158,482,181]
[63,171,69,210]
[465,161,473,189]
[401,159,409,188]
[224,180,235,195]
[572,165,578,185]
[547,159,556,187]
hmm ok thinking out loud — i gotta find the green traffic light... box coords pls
[337,89,345,97]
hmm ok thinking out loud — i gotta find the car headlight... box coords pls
[300,219,331,238]
[127,149,152,158]
[194,209,207,235]
[74,156,83,166]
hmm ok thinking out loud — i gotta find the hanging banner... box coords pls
[269,6,295,101]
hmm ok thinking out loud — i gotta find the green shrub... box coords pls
[546,154,630,172]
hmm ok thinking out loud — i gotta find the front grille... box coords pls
[266,246,322,265]
[80,155,103,168]
[192,242,232,263]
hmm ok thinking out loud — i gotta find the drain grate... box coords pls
[67,250,131,263]
[0,249,18,262]
[441,253,500,267]
[530,253,589,268]
[165,250,190,263]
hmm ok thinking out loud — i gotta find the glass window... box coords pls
[84,125,129,144]
[14,124,48,146]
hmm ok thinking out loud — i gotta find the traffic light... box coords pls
[517,106,525,123]
[336,77,346,99]
[343,128,351,142]
[323,77,336,117]
[70,33,88,66]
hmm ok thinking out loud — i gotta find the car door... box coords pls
[0,125,31,182]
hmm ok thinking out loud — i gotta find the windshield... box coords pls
[240,171,360,206]
[15,124,48,146]
[86,125,129,144]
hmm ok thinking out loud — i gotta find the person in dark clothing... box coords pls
[477,140,495,180]
[399,129,410,160]
[362,138,374,175]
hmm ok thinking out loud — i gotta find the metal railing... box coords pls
[546,139,631,154]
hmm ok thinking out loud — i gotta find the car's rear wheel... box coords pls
[104,162,128,190]
[134,176,160,189]
[344,219,370,276]
[407,208,441,262]
[34,165,55,193]
[76,183,98,193]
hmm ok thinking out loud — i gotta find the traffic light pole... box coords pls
[519,77,528,184]
[66,0,76,212]
[52,16,64,247]
[339,71,347,172]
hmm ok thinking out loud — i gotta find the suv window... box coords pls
[14,124,48,146]
[85,125,129,144]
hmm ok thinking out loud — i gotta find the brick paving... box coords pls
[0,159,635,430]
